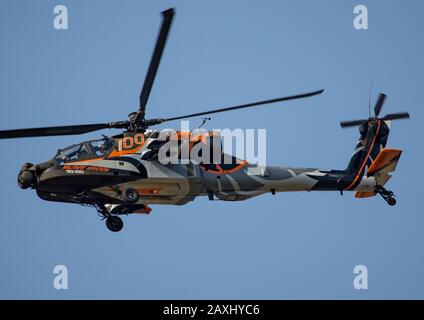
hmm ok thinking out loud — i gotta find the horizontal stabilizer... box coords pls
[368,148,402,186]
[367,148,402,175]
[355,191,376,198]
[355,148,402,199]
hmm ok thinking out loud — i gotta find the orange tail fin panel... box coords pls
[367,148,402,176]
[356,149,402,199]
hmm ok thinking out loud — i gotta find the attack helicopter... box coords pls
[0,8,410,232]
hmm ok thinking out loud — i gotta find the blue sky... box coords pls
[0,0,423,299]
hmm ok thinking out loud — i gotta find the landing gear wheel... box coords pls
[106,216,123,232]
[387,197,397,206]
[122,188,139,204]
[375,185,397,207]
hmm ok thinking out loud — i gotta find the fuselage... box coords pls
[17,129,377,209]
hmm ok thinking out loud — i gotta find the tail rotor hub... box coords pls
[340,92,410,130]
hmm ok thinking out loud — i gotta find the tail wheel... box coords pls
[106,216,123,232]
[375,185,397,207]
[387,197,397,206]
[122,188,139,204]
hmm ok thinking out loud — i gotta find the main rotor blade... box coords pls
[138,8,175,121]
[381,112,410,121]
[340,119,368,128]
[374,93,386,117]
[162,89,324,122]
[0,122,128,139]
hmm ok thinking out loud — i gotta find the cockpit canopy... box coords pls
[55,139,115,163]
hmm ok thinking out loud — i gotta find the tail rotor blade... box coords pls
[340,119,368,129]
[382,112,410,121]
[374,93,387,117]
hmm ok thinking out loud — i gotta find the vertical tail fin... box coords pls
[346,120,391,178]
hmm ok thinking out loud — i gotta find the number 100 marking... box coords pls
[118,134,145,151]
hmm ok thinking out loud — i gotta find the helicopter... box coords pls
[0,8,410,232]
